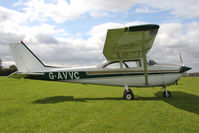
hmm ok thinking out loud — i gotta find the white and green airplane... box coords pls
[9,24,191,100]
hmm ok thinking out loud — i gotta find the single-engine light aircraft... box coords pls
[9,24,191,100]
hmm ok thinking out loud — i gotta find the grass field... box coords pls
[0,77,199,133]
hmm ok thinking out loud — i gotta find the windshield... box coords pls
[147,57,157,66]
[148,60,157,65]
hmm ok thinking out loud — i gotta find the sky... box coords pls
[0,0,199,72]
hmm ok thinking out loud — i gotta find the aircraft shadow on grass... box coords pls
[32,96,122,103]
[32,91,199,114]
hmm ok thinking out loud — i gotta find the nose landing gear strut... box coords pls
[162,86,171,98]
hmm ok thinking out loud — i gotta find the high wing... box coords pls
[103,24,159,61]
[103,24,160,85]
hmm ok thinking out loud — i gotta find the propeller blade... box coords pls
[179,53,184,66]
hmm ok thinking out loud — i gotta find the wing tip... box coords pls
[129,24,159,32]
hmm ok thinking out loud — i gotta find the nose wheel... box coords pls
[123,85,134,100]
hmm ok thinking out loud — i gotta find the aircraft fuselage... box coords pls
[20,63,189,87]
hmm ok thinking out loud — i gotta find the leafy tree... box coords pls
[0,60,17,76]
[9,65,17,71]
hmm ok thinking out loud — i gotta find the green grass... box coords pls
[0,77,199,133]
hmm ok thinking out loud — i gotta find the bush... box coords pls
[0,65,18,76]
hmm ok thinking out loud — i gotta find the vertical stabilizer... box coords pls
[9,41,46,73]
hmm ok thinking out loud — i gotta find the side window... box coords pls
[104,62,120,69]
[123,60,141,68]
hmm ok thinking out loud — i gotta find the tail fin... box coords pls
[9,41,46,73]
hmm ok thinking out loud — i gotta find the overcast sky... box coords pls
[0,0,199,72]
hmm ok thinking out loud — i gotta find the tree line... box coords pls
[0,58,18,76]
[183,73,199,77]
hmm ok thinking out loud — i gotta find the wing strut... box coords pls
[143,32,149,85]
[143,51,148,85]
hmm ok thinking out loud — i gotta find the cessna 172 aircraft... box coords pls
[9,24,191,100]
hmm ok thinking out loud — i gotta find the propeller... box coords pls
[179,53,184,66]
[179,53,191,74]
[174,53,191,85]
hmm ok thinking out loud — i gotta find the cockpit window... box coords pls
[103,62,120,69]
[103,60,141,69]
[148,60,157,66]
[123,60,141,68]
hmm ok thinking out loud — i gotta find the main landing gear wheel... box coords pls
[163,91,171,98]
[123,89,134,100]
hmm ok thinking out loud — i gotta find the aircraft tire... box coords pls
[163,91,171,98]
[123,90,134,100]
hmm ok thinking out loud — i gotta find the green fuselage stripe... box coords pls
[24,71,181,81]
